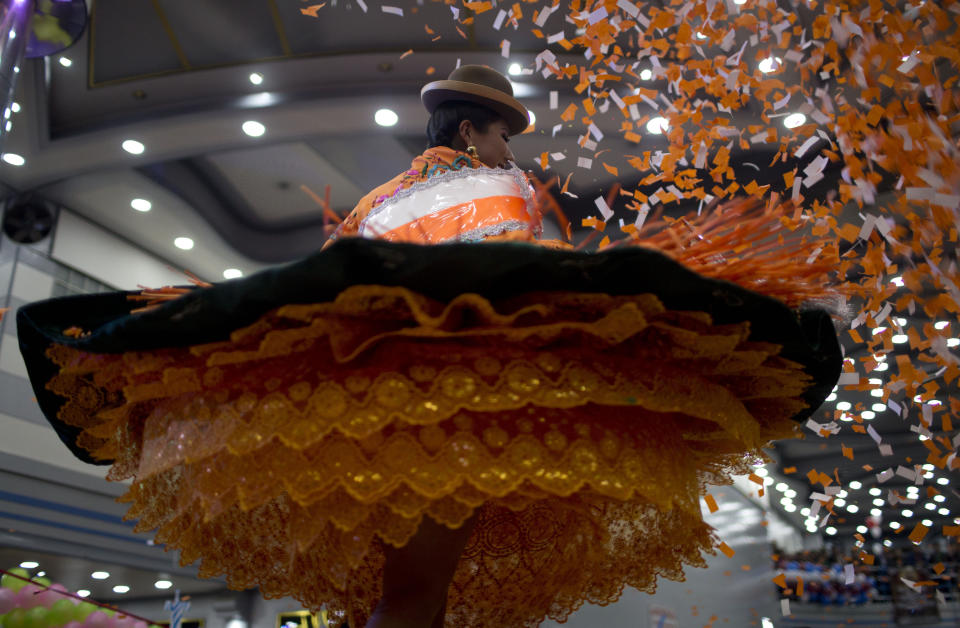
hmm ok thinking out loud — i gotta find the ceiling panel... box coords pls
[90,0,186,84]
[204,142,367,222]
[156,0,287,67]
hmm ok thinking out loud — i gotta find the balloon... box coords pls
[131,622,148,628]
[1,569,32,592]
[33,578,52,589]
[15,584,43,610]
[0,587,17,613]
[84,610,110,628]
[49,599,77,625]
[5,608,29,628]
[24,606,51,628]
[63,622,85,628]
[34,587,61,608]
[73,602,98,622]
[48,584,73,601]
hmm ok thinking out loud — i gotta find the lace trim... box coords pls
[42,285,807,627]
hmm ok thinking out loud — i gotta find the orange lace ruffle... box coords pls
[46,286,804,627]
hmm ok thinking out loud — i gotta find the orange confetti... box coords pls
[718,542,735,558]
[944,526,960,537]
[560,103,578,122]
[933,563,945,575]
[842,444,854,460]
[400,49,413,60]
[704,494,719,513]
[464,1,493,14]
[772,574,787,588]
[909,523,929,544]
[299,3,325,17]
[602,162,618,176]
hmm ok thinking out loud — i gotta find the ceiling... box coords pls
[0,0,957,597]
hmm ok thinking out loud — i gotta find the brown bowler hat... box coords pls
[421,65,531,136]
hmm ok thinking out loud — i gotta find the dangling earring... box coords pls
[466,145,479,160]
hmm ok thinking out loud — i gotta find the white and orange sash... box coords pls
[357,167,538,244]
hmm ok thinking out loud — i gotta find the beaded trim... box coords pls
[359,165,540,238]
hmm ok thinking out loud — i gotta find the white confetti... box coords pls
[588,123,604,142]
[587,7,608,24]
[577,157,593,169]
[781,598,790,616]
[356,0,367,12]
[547,32,565,44]
[500,39,510,58]
[550,91,558,110]
[617,0,640,18]
[493,9,507,30]
[381,5,402,16]
[534,5,555,27]
[837,372,859,385]
[794,136,819,158]
[550,152,565,161]
[594,197,614,221]
[844,563,855,585]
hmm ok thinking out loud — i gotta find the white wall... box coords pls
[51,210,188,290]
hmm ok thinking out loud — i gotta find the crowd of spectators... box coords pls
[772,541,959,607]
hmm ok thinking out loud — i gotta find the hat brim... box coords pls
[422,79,530,136]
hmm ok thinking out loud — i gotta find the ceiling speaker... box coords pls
[2,199,55,243]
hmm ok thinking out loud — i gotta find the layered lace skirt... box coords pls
[18,240,841,627]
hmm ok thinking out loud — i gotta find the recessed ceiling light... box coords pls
[11,102,20,113]
[77,590,90,598]
[902,509,913,517]
[131,198,152,212]
[825,392,837,401]
[934,321,949,330]
[846,504,859,513]
[646,116,669,134]
[122,139,145,155]
[947,338,960,347]
[875,363,889,371]
[889,521,900,529]
[59,57,72,67]
[873,498,884,506]
[242,120,266,137]
[825,526,837,535]
[872,403,886,412]
[871,508,882,516]
[775,482,788,492]
[2,153,25,166]
[925,502,936,510]
[91,571,110,580]
[892,334,908,343]
[921,519,933,527]
[883,539,892,547]
[835,498,846,507]
[374,108,398,127]
[938,507,950,515]
[154,580,173,590]
[934,495,946,503]
[784,503,797,512]
[695,30,708,40]
[890,276,904,286]
[755,467,768,477]
[223,268,243,279]
[249,72,264,85]
[508,63,522,76]
[112,585,129,594]
[849,481,862,490]
[639,68,653,81]
[936,477,949,485]
[5,120,11,132]
[869,488,881,496]
[783,113,806,129]
[835,401,851,411]
[922,464,935,471]
[174,237,194,250]
[861,410,875,420]
[527,110,536,127]
[19,561,38,569]
[758,56,782,73]
[856,525,867,533]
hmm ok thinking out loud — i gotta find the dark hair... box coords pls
[426,101,502,148]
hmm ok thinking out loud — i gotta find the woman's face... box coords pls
[462,118,515,168]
